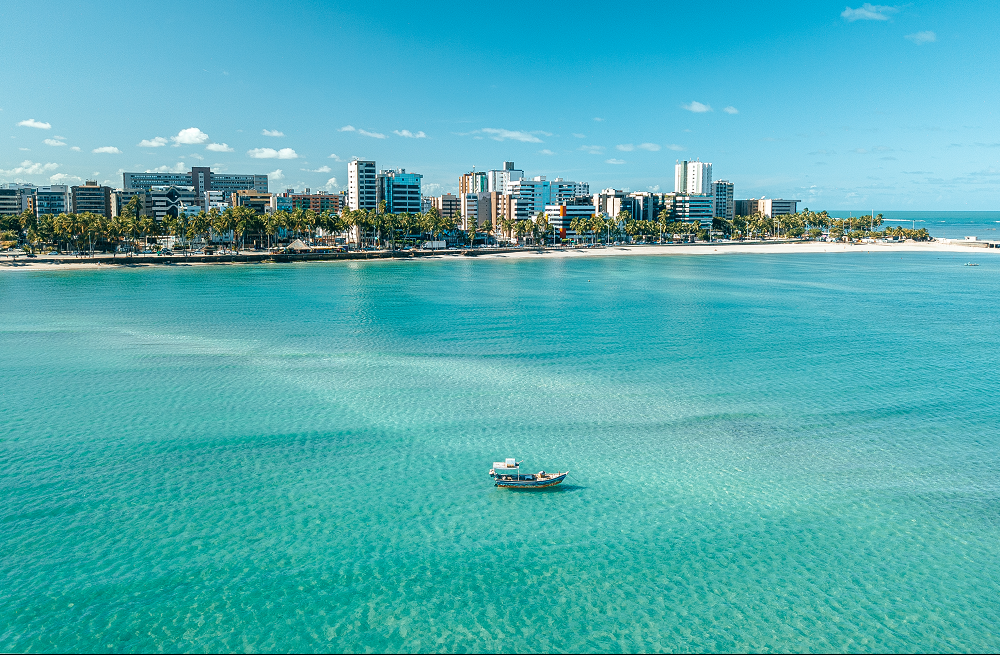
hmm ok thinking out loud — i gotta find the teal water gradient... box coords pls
[2,253,999,652]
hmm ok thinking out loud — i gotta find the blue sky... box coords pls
[2,0,998,209]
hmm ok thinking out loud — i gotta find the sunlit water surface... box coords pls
[2,252,999,652]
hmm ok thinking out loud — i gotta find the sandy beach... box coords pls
[0,239,995,271]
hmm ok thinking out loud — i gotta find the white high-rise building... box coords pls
[348,160,377,211]
[506,176,550,221]
[675,160,712,194]
[487,161,523,194]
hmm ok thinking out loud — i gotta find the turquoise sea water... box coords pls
[828,211,1000,240]
[2,252,1000,652]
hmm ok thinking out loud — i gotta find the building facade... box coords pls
[487,161,523,194]
[672,194,714,228]
[149,186,197,221]
[459,171,488,196]
[0,188,19,216]
[712,180,734,220]
[735,198,800,218]
[430,193,460,218]
[289,192,344,213]
[506,177,550,221]
[123,168,267,195]
[232,190,273,214]
[549,178,590,205]
[544,197,597,238]
[25,185,72,216]
[348,160,377,211]
[376,169,422,214]
[674,160,713,194]
[71,182,113,218]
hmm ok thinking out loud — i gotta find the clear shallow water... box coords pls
[2,253,999,653]
[828,211,1000,240]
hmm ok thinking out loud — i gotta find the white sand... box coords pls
[1,239,994,271]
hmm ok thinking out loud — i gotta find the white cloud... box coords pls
[606,158,626,165]
[248,147,299,159]
[146,162,187,173]
[190,153,204,160]
[593,117,604,122]
[49,173,81,184]
[262,129,285,137]
[18,147,29,151]
[171,127,209,146]
[303,165,332,173]
[682,101,712,113]
[328,153,344,161]
[723,106,739,115]
[481,128,542,143]
[92,146,121,154]
[358,129,386,139]
[206,142,234,152]
[138,137,168,147]
[44,138,66,146]
[339,125,356,132]
[906,31,936,44]
[841,4,898,21]
[18,119,51,129]
[539,149,555,155]
[579,145,604,155]
[320,177,338,191]
[668,144,685,151]
[638,143,661,151]
[269,169,284,181]
[572,133,586,138]
[617,144,635,151]
[394,129,427,138]
[70,146,80,151]
[0,160,59,176]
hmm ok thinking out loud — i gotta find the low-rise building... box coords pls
[545,197,596,240]
[150,186,197,221]
[735,198,800,218]
[672,194,714,228]
[232,190,273,214]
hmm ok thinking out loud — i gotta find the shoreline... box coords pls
[1,239,995,271]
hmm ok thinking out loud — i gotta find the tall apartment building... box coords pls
[71,181,113,218]
[376,169,422,214]
[348,160,377,211]
[549,178,591,204]
[628,192,673,222]
[487,161,523,194]
[675,160,712,194]
[506,176,550,221]
[459,171,488,195]
[123,168,267,195]
[712,180,734,220]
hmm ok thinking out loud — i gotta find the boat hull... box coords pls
[493,472,568,489]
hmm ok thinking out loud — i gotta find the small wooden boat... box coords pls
[489,458,568,489]
[965,262,980,266]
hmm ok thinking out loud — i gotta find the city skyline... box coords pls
[2,0,998,209]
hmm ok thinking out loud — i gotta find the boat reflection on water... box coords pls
[489,458,568,489]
